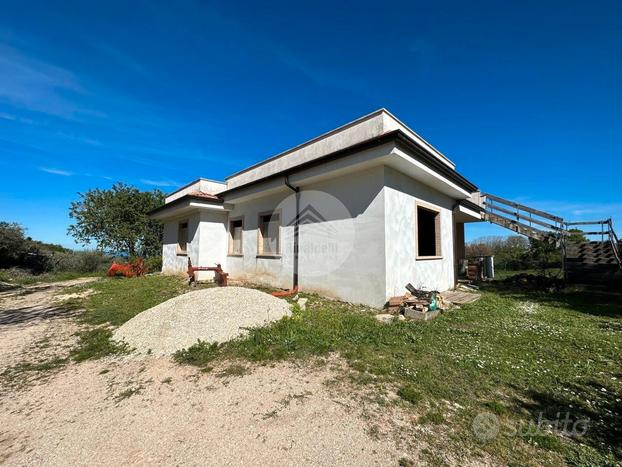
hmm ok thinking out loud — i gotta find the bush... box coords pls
[144,256,162,273]
[50,250,110,273]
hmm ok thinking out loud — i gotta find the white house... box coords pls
[149,109,483,307]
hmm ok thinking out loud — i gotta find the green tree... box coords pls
[528,238,561,275]
[68,183,165,257]
[0,222,54,272]
[0,222,29,268]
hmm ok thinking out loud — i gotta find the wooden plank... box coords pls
[566,220,608,226]
[485,212,555,241]
[486,204,565,231]
[483,193,564,223]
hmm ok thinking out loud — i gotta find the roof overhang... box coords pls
[454,199,485,223]
[219,130,478,203]
[149,194,232,221]
[225,109,457,190]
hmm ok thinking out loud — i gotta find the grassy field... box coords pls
[492,268,563,281]
[60,275,621,465]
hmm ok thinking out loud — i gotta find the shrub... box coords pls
[144,256,162,273]
[51,250,110,273]
[398,385,423,405]
[174,340,220,366]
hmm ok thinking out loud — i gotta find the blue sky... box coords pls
[1,0,621,248]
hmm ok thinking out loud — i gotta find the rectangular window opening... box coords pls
[258,212,280,256]
[177,221,189,256]
[417,206,441,257]
[229,219,243,255]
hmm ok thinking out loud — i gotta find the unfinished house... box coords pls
[150,109,484,307]
[149,109,621,306]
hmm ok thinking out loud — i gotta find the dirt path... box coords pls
[0,278,98,370]
[0,279,424,466]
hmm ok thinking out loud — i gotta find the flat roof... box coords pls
[225,109,456,186]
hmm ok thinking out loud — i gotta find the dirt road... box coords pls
[0,280,419,466]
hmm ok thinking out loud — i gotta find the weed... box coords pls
[215,364,248,378]
[70,328,128,362]
[419,410,445,425]
[174,340,219,366]
[397,385,422,405]
[115,385,143,402]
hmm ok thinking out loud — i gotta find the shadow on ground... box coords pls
[0,305,80,326]
[508,378,622,460]
[482,280,622,319]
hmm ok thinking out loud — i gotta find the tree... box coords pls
[528,238,561,276]
[0,222,55,272]
[68,183,165,257]
[0,222,29,268]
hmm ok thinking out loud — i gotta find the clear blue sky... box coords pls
[1,0,620,248]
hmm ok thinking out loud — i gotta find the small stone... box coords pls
[397,314,406,321]
[298,298,308,310]
[292,294,299,302]
[375,314,394,324]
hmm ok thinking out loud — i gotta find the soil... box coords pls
[0,279,430,466]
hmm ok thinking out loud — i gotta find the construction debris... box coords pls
[440,290,481,305]
[383,284,449,322]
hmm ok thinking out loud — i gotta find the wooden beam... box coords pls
[483,193,564,223]
[486,204,565,232]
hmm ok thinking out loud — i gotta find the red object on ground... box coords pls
[187,258,228,286]
[107,258,146,278]
[271,287,299,297]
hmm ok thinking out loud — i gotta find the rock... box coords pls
[397,314,406,321]
[298,298,308,311]
[404,308,440,321]
[375,314,394,324]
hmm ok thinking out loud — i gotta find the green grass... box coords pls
[57,274,621,464]
[493,268,562,281]
[175,286,621,465]
[77,274,187,326]
[70,328,129,362]
[67,275,187,360]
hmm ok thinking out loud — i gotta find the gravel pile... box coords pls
[113,286,291,355]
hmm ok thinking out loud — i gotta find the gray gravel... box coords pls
[113,286,291,355]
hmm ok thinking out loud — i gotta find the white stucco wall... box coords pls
[224,166,387,306]
[160,166,458,306]
[383,167,456,297]
[225,190,295,289]
[162,211,229,281]
[297,166,386,306]
[162,213,201,275]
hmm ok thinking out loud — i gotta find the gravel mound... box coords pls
[113,287,291,355]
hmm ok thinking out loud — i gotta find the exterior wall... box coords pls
[197,210,228,281]
[225,190,295,289]
[383,166,456,297]
[160,166,458,306]
[298,166,386,306]
[162,213,201,275]
[162,210,229,281]
[225,166,387,307]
